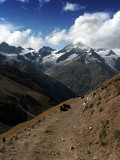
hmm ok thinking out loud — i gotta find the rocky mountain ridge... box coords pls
[0,42,120,96]
[0,42,120,72]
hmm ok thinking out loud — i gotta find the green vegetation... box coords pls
[99,107,104,112]
[114,130,120,139]
[0,147,4,154]
[101,120,109,128]
[100,141,107,146]
[45,128,53,134]
[97,102,101,106]
[100,128,107,139]
[86,150,91,154]
[99,120,109,146]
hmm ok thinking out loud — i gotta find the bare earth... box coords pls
[1,74,120,160]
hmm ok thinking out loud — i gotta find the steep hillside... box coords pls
[0,67,58,134]
[0,65,76,102]
[17,64,77,102]
[0,65,75,134]
[0,73,120,160]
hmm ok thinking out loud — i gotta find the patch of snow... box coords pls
[65,53,77,61]
[87,51,92,56]
[63,42,91,53]
[6,53,17,57]
[0,52,9,56]
[0,52,17,58]
[19,48,36,56]
[113,49,120,56]
[85,54,101,64]
[103,55,119,70]
[0,52,22,62]
[73,42,91,52]
[96,49,110,56]
[42,50,64,63]
[63,44,75,52]
[90,57,100,63]
[96,49,119,70]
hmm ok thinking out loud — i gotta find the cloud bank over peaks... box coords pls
[1,11,120,50]
[0,22,43,50]
[45,29,67,46]
[46,11,120,49]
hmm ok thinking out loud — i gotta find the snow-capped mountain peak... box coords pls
[72,42,91,52]
[105,50,117,56]
[96,48,119,70]
[0,42,120,72]
[59,42,91,54]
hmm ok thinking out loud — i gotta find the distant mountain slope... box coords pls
[17,65,77,102]
[1,73,120,160]
[0,65,76,102]
[0,73,55,134]
[0,65,75,134]
[1,42,120,72]
[0,42,120,96]
[0,42,23,54]
[46,43,116,95]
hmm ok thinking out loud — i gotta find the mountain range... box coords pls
[0,42,120,96]
[0,41,120,159]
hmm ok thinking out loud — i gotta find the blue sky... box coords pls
[0,0,120,50]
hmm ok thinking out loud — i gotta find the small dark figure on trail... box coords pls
[101,86,104,90]
[2,137,6,143]
[63,104,71,109]
[60,106,68,111]
[91,92,96,96]
[81,96,84,99]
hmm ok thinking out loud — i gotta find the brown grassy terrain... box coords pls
[0,73,120,160]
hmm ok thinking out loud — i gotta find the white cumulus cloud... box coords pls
[0,0,6,3]
[45,29,67,45]
[0,22,43,50]
[63,2,85,12]
[46,11,120,49]
[1,11,120,50]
